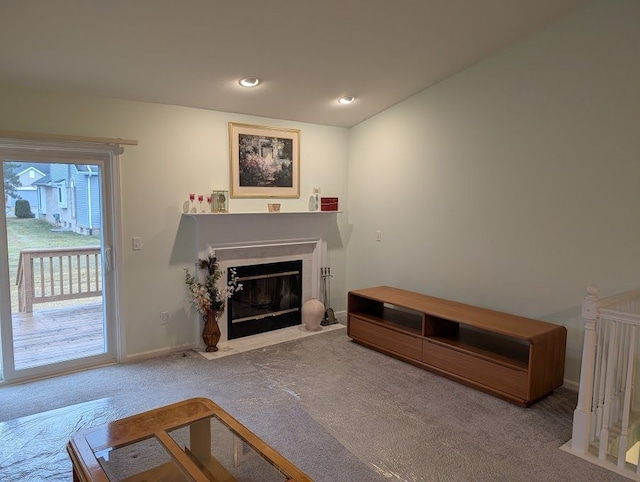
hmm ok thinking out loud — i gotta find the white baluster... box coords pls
[618,325,636,468]
[613,322,624,425]
[599,320,618,460]
[592,319,606,444]
[634,335,640,415]
[616,323,630,424]
[573,285,600,454]
[591,320,607,442]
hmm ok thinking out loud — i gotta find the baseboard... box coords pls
[563,378,579,392]
[127,314,350,363]
[126,343,197,362]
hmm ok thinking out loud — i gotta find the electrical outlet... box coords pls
[132,237,142,251]
[376,230,382,242]
[160,311,169,325]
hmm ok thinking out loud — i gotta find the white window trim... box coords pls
[57,182,67,208]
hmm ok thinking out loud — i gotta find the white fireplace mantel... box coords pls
[183,211,338,256]
[184,211,340,217]
[184,211,338,343]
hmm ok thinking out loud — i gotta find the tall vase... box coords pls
[202,310,221,352]
[302,298,324,331]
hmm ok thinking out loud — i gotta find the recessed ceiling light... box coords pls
[338,95,356,105]
[238,76,262,88]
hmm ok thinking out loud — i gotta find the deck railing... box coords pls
[16,246,102,313]
[567,286,640,479]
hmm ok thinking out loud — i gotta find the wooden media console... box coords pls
[347,286,567,407]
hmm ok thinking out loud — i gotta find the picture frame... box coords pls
[229,122,300,198]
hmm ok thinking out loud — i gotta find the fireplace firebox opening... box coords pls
[227,260,303,340]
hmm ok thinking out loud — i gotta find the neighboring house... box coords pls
[5,161,101,235]
[33,163,101,235]
[5,162,48,215]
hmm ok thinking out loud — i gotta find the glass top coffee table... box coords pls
[67,397,312,481]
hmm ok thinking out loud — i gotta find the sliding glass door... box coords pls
[0,141,121,382]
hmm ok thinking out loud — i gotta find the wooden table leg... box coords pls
[189,418,211,462]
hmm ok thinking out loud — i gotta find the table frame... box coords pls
[67,397,312,482]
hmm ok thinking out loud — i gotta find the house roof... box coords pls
[8,162,50,177]
[16,166,47,178]
[31,173,52,187]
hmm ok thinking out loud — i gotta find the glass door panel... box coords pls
[1,151,115,381]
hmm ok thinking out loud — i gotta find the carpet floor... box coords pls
[0,326,629,481]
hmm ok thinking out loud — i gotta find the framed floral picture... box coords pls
[229,122,300,198]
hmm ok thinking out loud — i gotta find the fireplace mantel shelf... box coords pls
[183,211,341,217]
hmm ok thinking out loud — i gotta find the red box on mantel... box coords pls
[320,197,339,211]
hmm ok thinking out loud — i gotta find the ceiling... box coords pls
[0,0,591,128]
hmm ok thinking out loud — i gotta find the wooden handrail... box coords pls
[16,246,102,312]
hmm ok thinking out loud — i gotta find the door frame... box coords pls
[0,138,125,384]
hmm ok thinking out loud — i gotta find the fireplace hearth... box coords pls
[227,260,302,340]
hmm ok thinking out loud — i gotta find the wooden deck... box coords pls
[10,302,105,371]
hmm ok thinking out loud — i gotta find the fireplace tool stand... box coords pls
[321,267,337,325]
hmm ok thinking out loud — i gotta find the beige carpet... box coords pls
[0,328,630,481]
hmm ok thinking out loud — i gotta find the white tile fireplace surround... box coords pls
[185,212,336,345]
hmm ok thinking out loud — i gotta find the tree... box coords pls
[3,162,21,201]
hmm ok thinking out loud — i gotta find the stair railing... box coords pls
[569,286,640,478]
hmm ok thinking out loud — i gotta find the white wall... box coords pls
[0,85,349,356]
[1,0,637,383]
[347,0,640,382]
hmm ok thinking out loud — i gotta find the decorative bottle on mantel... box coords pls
[308,187,320,211]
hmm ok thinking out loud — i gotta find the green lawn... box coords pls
[5,217,101,311]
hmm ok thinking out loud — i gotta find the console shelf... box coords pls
[347,286,567,407]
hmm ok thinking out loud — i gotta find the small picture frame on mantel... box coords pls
[229,122,300,198]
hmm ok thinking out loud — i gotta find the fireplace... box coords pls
[187,211,335,345]
[227,260,303,339]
